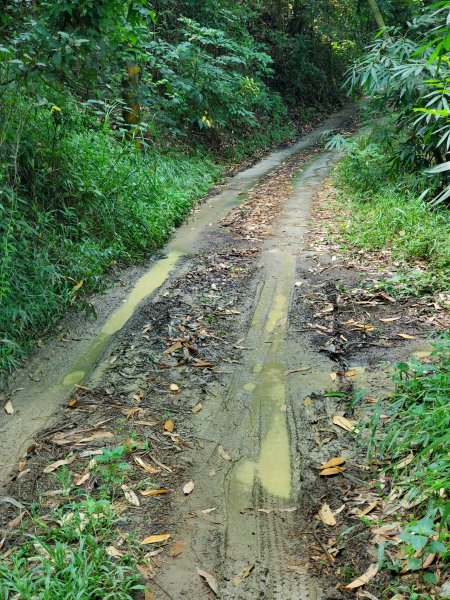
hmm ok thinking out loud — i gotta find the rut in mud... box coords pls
[2,107,440,600]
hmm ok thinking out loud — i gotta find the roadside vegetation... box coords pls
[325,2,450,595]
[0,0,372,381]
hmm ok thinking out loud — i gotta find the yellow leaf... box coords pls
[192,402,202,413]
[141,534,171,545]
[72,280,84,292]
[140,489,168,496]
[398,333,416,340]
[164,419,174,432]
[319,466,346,476]
[319,456,345,470]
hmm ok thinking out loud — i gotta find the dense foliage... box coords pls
[0,0,373,378]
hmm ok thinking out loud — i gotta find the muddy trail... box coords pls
[0,106,442,599]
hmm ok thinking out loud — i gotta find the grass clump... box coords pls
[367,335,450,587]
[0,498,145,599]
[333,135,450,295]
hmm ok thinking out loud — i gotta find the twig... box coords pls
[312,532,335,566]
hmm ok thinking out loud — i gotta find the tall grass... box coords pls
[0,87,222,379]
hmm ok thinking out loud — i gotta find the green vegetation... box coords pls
[366,336,450,587]
[0,495,144,599]
[0,0,373,381]
[333,132,450,295]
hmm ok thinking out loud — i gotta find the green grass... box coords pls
[333,135,450,295]
[366,335,450,587]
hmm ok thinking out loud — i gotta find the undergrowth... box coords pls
[332,134,450,296]
[367,335,450,592]
[0,89,225,380]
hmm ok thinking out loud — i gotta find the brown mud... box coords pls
[0,107,445,599]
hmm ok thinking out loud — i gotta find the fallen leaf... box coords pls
[379,317,401,323]
[201,507,217,514]
[169,383,180,393]
[317,503,336,526]
[395,453,414,469]
[345,564,378,589]
[144,590,156,600]
[332,415,359,434]
[121,484,140,507]
[72,279,84,292]
[344,370,358,377]
[75,472,90,486]
[43,456,75,473]
[164,419,174,432]
[359,501,377,516]
[169,540,187,557]
[140,489,168,497]
[218,445,231,461]
[319,466,346,476]
[232,564,254,586]
[183,480,195,495]
[197,568,219,596]
[163,341,182,355]
[134,456,161,475]
[192,403,202,413]
[4,400,14,415]
[320,456,345,470]
[397,333,416,340]
[141,534,171,545]
[106,546,124,558]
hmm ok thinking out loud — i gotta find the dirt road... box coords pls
[2,106,435,599]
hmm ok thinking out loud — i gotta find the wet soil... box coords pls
[0,107,446,599]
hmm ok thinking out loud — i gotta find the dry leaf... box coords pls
[164,419,174,432]
[396,454,414,469]
[319,466,346,476]
[144,590,156,600]
[359,501,377,516]
[183,480,195,495]
[4,400,14,415]
[140,489,167,497]
[344,370,357,377]
[43,456,75,473]
[141,534,171,545]
[345,564,378,589]
[317,503,336,526]
[320,456,345,470]
[232,564,254,586]
[197,568,219,596]
[169,383,180,393]
[379,317,401,323]
[106,546,124,558]
[192,403,202,413]
[218,445,231,461]
[332,415,359,434]
[397,333,416,340]
[134,456,161,475]
[169,540,187,557]
[121,484,140,507]
[75,472,90,486]
[201,507,217,514]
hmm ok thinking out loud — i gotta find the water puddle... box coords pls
[63,251,181,385]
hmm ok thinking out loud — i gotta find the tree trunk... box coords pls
[367,0,387,31]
